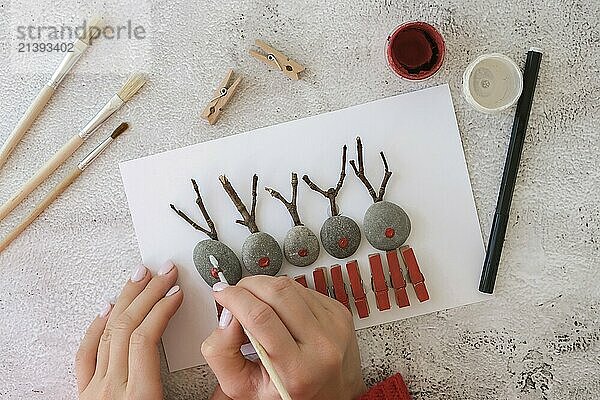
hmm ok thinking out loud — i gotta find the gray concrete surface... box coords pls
[0,0,598,399]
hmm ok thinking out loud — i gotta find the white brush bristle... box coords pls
[117,73,147,102]
[79,16,105,45]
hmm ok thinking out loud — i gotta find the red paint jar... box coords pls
[386,21,446,81]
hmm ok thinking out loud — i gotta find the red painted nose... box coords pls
[210,267,219,278]
[298,248,308,257]
[338,237,349,249]
[385,227,395,238]
[258,257,271,268]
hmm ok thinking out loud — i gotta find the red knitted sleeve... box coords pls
[358,373,412,400]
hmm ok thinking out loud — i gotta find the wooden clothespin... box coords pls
[400,246,430,303]
[330,264,351,312]
[201,69,242,125]
[386,250,410,308]
[312,267,329,296]
[346,260,370,319]
[294,274,308,288]
[368,254,391,311]
[249,39,305,80]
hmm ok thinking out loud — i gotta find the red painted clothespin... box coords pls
[368,254,391,311]
[330,264,351,312]
[312,267,329,296]
[386,250,410,308]
[294,274,308,288]
[400,246,429,302]
[346,260,370,318]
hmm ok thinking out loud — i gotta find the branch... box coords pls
[349,137,377,202]
[191,179,218,240]
[169,179,219,240]
[302,145,348,216]
[302,174,327,196]
[377,151,392,201]
[251,174,258,222]
[335,144,348,192]
[219,175,259,233]
[291,172,298,207]
[265,172,302,226]
[350,137,392,202]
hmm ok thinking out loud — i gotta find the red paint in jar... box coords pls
[386,22,445,80]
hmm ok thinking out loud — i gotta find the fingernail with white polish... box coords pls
[165,285,180,297]
[158,260,175,276]
[130,265,147,282]
[98,301,111,318]
[212,282,229,292]
[219,309,233,329]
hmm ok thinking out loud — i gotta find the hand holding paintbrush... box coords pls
[202,271,368,399]
[208,256,292,400]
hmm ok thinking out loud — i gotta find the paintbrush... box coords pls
[0,73,146,221]
[0,122,128,253]
[0,16,104,171]
[208,255,292,400]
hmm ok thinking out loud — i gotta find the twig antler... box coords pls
[265,172,302,226]
[302,145,347,216]
[219,174,259,233]
[349,136,392,202]
[170,179,219,240]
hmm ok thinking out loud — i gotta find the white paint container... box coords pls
[462,53,523,113]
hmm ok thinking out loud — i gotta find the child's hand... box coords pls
[202,275,367,400]
[75,261,183,399]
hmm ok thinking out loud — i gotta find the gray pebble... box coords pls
[283,225,320,267]
[193,239,242,286]
[242,232,283,276]
[320,215,361,259]
[363,200,411,251]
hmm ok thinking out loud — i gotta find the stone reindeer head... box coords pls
[350,137,411,251]
[303,145,361,259]
[265,173,320,267]
[170,179,242,286]
[219,174,283,276]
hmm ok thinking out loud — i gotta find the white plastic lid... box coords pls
[462,53,523,114]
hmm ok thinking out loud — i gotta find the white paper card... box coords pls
[120,84,490,372]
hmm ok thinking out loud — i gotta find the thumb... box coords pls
[202,317,261,398]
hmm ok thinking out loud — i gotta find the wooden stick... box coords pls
[0,134,83,221]
[0,123,128,252]
[0,168,81,252]
[349,137,392,202]
[377,151,392,201]
[302,145,347,216]
[349,137,377,202]
[170,179,219,240]
[245,330,292,400]
[265,172,302,226]
[219,174,259,233]
[214,270,291,400]
[0,86,55,170]
[0,75,145,222]
[0,16,104,171]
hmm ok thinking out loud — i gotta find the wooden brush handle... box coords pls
[0,134,83,221]
[245,330,292,400]
[0,85,55,170]
[0,167,82,252]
